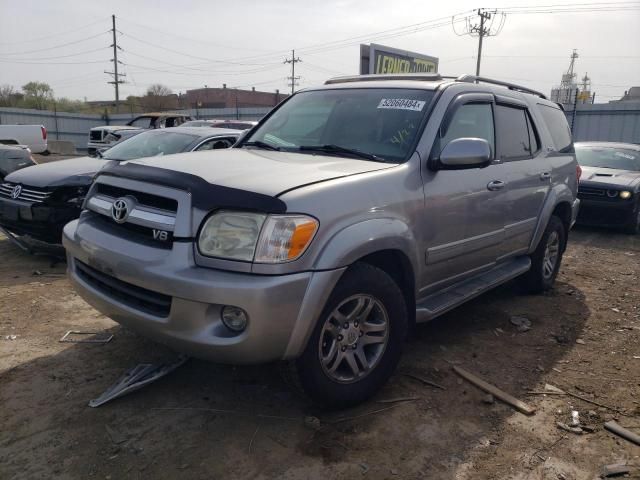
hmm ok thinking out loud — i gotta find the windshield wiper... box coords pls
[298,144,385,162]
[242,141,280,151]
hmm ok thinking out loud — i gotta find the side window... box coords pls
[195,137,235,151]
[525,112,540,154]
[538,104,573,153]
[439,103,495,157]
[495,105,531,160]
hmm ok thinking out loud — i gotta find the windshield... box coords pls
[243,88,435,162]
[576,146,640,172]
[102,130,198,161]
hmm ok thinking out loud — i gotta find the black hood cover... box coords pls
[98,161,287,213]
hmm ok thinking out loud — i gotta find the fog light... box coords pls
[620,191,632,199]
[221,306,248,332]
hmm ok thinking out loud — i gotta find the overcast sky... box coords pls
[0,0,638,103]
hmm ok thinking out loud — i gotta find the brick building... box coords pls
[183,85,287,108]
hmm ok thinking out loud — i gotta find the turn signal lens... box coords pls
[619,191,632,199]
[254,215,319,263]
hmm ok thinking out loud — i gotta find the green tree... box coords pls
[22,81,54,110]
[0,84,21,107]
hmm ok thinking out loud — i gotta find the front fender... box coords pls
[529,184,577,253]
[313,217,420,271]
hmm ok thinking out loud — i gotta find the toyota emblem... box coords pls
[111,197,132,224]
[11,185,22,200]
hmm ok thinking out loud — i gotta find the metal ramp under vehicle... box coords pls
[415,256,531,323]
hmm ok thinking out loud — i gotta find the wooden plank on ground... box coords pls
[453,366,536,416]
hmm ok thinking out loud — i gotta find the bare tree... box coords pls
[146,84,173,97]
[22,81,54,110]
[0,85,20,107]
[142,84,176,111]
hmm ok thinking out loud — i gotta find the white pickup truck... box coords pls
[0,125,48,154]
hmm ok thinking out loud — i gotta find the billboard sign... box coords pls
[360,43,438,75]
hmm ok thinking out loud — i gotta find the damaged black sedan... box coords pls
[0,127,241,246]
[575,142,640,234]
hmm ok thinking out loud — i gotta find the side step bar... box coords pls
[415,256,531,323]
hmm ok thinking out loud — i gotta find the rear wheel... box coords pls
[521,215,566,293]
[292,263,408,409]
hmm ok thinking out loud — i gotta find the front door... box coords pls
[419,94,508,293]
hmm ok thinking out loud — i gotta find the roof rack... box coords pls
[323,73,547,99]
[325,73,445,84]
[455,75,547,99]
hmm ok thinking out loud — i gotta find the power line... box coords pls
[284,50,302,95]
[0,31,109,56]
[0,47,109,62]
[0,18,108,46]
[454,9,507,77]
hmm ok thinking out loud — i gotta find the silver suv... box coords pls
[63,74,580,407]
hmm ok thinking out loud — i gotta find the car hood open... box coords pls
[117,148,396,197]
[5,157,110,188]
[580,166,640,188]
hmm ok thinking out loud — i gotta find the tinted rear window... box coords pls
[538,104,573,153]
[496,105,531,159]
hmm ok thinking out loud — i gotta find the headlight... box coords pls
[619,190,632,199]
[198,211,318,263]
[198,211,266,261]
[254,215,319,263]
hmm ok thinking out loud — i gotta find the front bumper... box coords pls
[576,196,636,227]
[0,196,80,244]
[63,219,344,364]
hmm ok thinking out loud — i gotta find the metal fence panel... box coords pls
[0,107,272,151]
[568,102,640,144]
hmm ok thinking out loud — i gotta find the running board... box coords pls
[415,256,531,323]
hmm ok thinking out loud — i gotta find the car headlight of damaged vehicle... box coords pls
[619,190,632,200]
[198,211,318,263]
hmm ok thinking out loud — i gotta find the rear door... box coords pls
[420,93,508,291]
[493,97,551,260]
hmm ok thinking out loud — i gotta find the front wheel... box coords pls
[292,263,408,409]
[521,215,566,293]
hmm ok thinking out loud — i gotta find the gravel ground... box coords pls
[0,226,638,480]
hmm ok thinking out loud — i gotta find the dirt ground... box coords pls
[1,221,639,479]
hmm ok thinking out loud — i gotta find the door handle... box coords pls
[487,180,505,191]
[540,172,551,181]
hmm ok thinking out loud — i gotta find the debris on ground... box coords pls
[304,416,322,431]
[482,394,495,405]
[377,396,420,404]
[59,330,113,344]
[510,315,532,332]
[88,355,189,407]
[601,463,631,477]
[453,366,536,415]
[570,410,580,427]
[576,338,586,345]
[4,334,17,340]
[604,421,640,446]
[402,373,446,390]
[556,422,583,435]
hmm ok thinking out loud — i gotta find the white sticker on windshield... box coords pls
[614,151,636,160]
[377,98,426,111]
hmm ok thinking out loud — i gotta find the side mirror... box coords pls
[439,138,491,169]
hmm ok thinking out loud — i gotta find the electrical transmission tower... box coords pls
[105,15,126,111]
[284,50,302,95]
[453,9,506,78]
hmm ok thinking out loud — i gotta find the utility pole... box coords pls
[284,50,301,95]
[470,9,493,78]
[105,15,125,112]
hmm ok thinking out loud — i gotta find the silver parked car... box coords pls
[63,74,580,407]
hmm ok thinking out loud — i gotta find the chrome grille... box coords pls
[85,185,177,233]
[0,182,51,203]
[578,186,606,197]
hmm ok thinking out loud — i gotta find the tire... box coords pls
[521,215,566,293]
[291,262,408,409]
[623,201,640,235]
